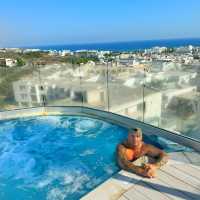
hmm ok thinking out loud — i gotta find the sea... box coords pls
[31,38,200,52]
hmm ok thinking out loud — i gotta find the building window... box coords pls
[20,94,27,99]
[31,95,37,101]
[19,85,26,90]
[30,87,36,93]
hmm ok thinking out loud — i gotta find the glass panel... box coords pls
[144,61,200,141]
[39,62,83,106]
[108,62,144,120]
[0,63,42,110]
[143,86,161,127]
[80,61,108,110]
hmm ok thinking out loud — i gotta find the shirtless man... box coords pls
[117,128,168,178]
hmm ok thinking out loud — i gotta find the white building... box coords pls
[145,47,167,54]
[5,58,17,67]
[0,49,6,53]
[59,50,72,56]
[97,51,110,59]
[23,49,41,53]
[120,53,131,59]
[5,48,22,53]
[12,78,105,107]
[13,80,45,106]
[0,58,17,67]
[175,46,193,54]
[108,85,162,125]
[48,50,59,56]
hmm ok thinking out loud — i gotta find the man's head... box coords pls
[128,128,143,147]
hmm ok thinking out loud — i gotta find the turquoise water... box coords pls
[0,115,190,200]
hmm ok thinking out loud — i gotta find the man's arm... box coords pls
[145,144,168,169]
[117,144,145,176]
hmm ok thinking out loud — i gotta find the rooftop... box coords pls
[1,106,199,200]
[82,151,200,200]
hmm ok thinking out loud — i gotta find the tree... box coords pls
[164,48,175,54]
[16,58,26,66]
[65,56,99,65]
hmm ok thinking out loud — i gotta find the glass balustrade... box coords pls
[108,62,144,120]
[0,63,42,110]
[0,59,200,142]
[144,64,200,141]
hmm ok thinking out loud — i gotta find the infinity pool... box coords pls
[0,115,190,200]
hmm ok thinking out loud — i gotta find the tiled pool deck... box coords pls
[81,151,200,200]
[1,106,200,200]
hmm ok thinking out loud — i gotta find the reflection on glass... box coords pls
[0,64,41,110]
[0,52,200,142]
[144,61,200,141]
[108,63,145,120]
[80,61,108,110]
[38,63,83,106]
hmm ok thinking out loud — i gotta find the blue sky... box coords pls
[0,0,200,47]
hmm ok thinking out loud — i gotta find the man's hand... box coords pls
[143,164,157,178]
[144,163,158,171]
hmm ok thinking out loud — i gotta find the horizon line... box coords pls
[23,37,200,48]
[1,36,200,49]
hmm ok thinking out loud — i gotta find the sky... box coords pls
[0,0,200,47]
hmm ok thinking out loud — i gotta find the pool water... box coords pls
[0,115,190,200]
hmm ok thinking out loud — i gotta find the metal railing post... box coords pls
[106,60,110,111]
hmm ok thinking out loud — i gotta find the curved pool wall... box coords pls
[0,106,200,153]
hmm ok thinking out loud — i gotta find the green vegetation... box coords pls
[65,56,99,65]
[104,53,115,61]
[164,48,175,54]
[22,51,45,59]
[0,50,102,67]
[16,58,26,66]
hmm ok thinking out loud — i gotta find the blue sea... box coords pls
[32,38,200,52]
